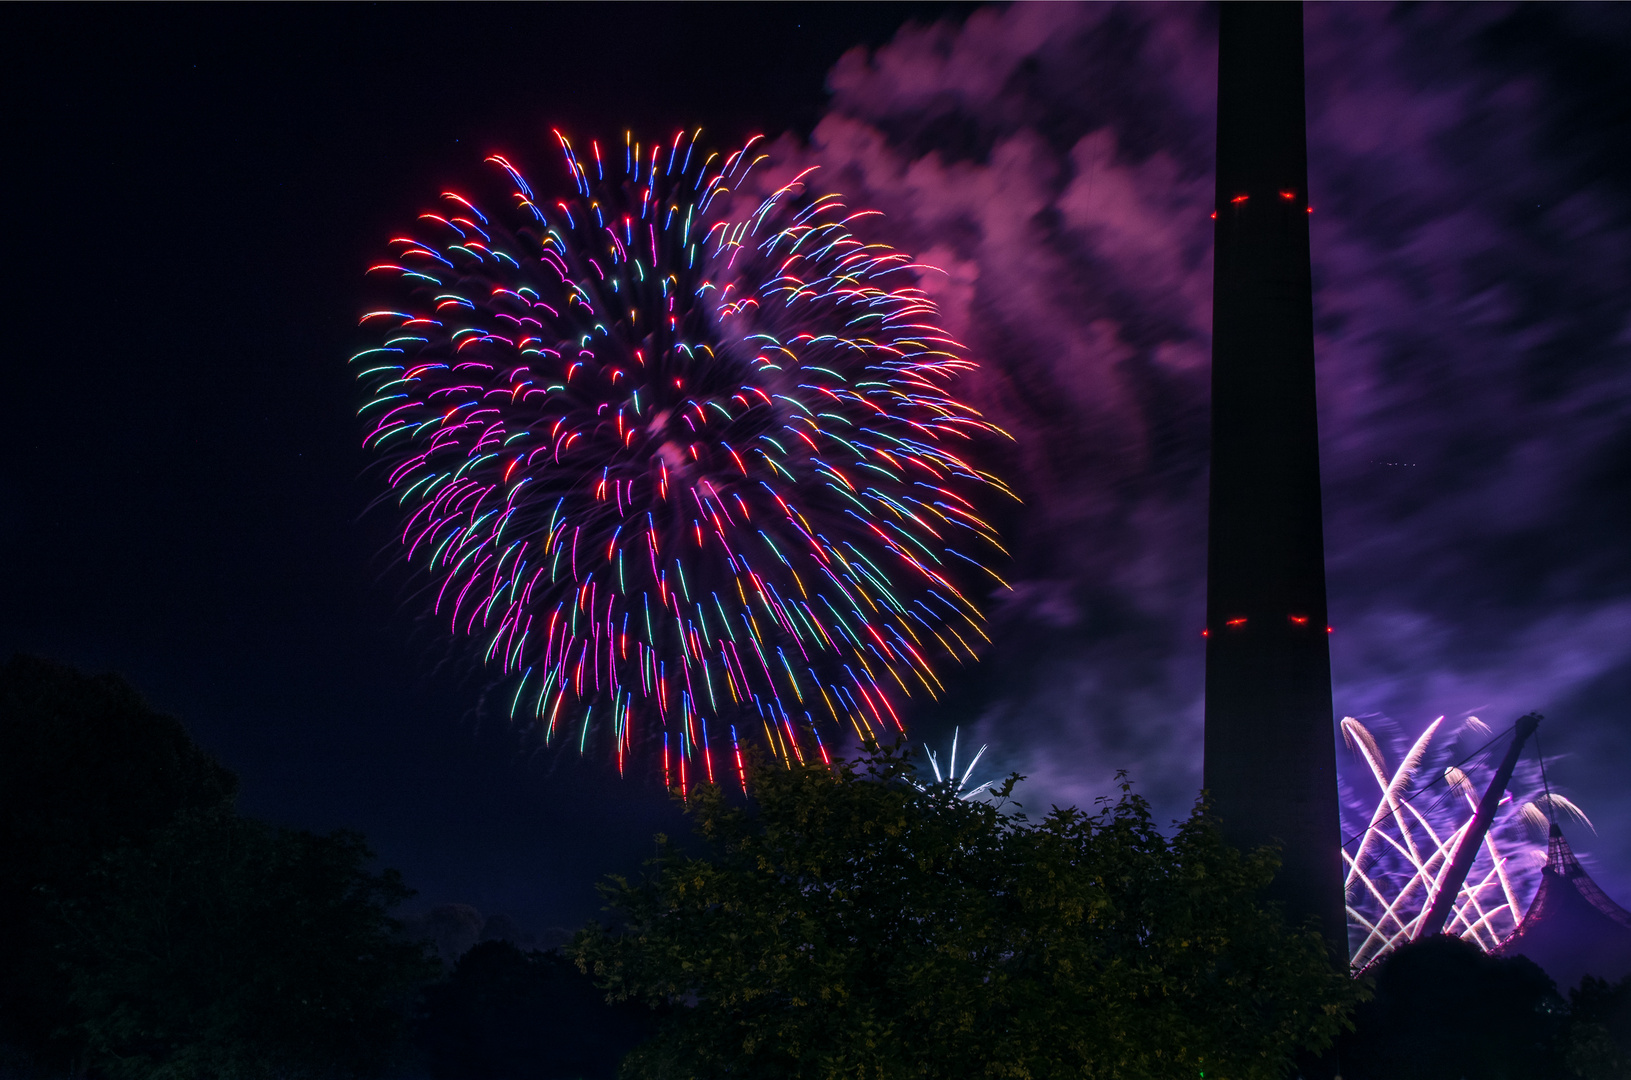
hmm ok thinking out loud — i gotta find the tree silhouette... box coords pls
[2,656,437,1079]
[0,655,237,1069]
[1341,934,1570,1080]
[418,941,652,1080]
[60,807,437,1080]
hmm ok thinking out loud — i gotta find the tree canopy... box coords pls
[60,807,437,1080]
[572,746,1360,1080]
[418,940,653,1080]
[1340,934,1631,1080]
[0,655,239,1067]
[1,655,436,1080]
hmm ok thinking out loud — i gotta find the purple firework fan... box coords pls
[353,130,1012,789]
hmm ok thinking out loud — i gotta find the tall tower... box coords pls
[1203,2,1345,956]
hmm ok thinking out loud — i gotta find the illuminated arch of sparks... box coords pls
[1342,714,1594,970]
[353,130,1013,790]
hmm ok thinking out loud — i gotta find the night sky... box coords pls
[6,3,1629,939]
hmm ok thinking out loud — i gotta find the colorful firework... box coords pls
[1340,714,1593,970]
[353,130,1012,790]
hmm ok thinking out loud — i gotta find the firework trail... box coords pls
[1340,714,1593,969]
[353,130,1012,790]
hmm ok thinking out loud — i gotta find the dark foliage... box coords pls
[1342,934,1571,1080]
[0,655,238,1069]
[418,941,653,1080]
[0,656,437,1080]
[573,746,1361,1080]
[400,904,534,970]
[1561,974,1631,1080]
[59,807,439,1080]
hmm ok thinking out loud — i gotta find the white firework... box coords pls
[920,727,994,800]
[1340,714,1592,970]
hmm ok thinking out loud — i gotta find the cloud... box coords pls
[777,3,1631,891]
[762,3,1217,817]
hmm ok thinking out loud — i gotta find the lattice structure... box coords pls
[1494,823,1631,989]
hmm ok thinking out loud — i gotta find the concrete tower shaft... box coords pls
[1203,2,1345,955]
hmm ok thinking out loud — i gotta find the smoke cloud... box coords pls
[776,4,1631,891]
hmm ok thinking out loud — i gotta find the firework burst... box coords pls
[353,130,1012,789]
[1340,714,1593,969]
[920,727,994,801]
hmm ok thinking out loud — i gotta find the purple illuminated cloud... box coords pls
[771,3,1631,894]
